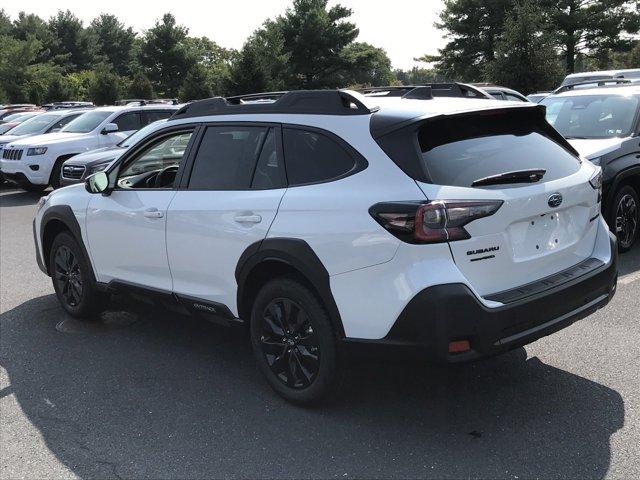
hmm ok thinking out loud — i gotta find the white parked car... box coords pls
[0,109,89,150]
[0,105,178,191]
[33,88,618,404]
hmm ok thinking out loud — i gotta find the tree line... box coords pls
[426,0,640,94]
[0,0,639,105]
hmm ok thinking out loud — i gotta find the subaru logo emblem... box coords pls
[548,193,563,208]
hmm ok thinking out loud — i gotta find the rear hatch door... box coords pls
[413,107,601,296]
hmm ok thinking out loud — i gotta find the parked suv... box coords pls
[34,88,617,404]
[0,105,178,191]
[541,83,640,251]
[60,120,168,186]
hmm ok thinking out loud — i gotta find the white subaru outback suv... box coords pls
[33,87,618,404]
[1,104,177,191]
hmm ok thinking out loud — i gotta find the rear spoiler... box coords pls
[371,104,580,158]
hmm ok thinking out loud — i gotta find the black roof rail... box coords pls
[357,83,493,100]
[170,90,375,120]
[553,78,632,94]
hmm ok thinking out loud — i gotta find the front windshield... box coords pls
[541,94,639,139]
[8,113,62,135]
[62,111,112,133]
[119,120,166,147]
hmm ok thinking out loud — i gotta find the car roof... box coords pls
[92,104,180,114]
[548,84,640,98]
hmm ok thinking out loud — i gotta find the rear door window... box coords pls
[188,125,269,190]
[418,112,581,188]
[283,128,358,185]
[145,110,174,125]
[113,112,142,132]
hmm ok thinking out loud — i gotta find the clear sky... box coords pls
[2,0,446,70]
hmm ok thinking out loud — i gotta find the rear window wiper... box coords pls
[471,169,546,187]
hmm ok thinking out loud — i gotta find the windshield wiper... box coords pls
[471,169,546,187]
[565,135,588,139]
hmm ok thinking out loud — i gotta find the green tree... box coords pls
[0,35,42,101]
[486,0,563,94]
[47,10,93,71]
[226,26,288,95]
[12,13,53,63]
[137,13,194,96]
[128,70,155,99]
[179,64,212,101]
[88,64,120,105]
[540,0,640,73]
[427,0,515,81]
[340,42,394,87]
[184,36,232,95]
[394,67,449,85]
[87,14,136,76]
[0,9,12,36]
[277,0,359,88]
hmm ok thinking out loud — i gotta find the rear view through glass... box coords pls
[418,111,581,188]
[541,94,639,139]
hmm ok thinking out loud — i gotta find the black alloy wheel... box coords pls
[53,245,83,307]
[250,277,340,405]
[49,231,106,318]
[613,186,639,252]
[258,297,320,389]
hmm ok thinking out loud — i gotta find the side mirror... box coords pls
[101,123,118,135]
[85,172,109,194]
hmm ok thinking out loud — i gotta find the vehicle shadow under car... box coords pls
[0,294,624,479]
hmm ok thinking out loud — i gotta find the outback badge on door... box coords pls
[548,193,563,208]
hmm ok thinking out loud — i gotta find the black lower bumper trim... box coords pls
[347,234,618,363]
[2,171,32,187]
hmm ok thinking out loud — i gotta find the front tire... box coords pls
[49,231,105,319]
[50,158,67,189]
[250,277,340,405]
[609,185,639,253]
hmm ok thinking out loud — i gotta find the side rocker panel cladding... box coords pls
[236,238,346,338]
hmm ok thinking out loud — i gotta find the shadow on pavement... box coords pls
[0,188,49,207]
[0,294,625,479]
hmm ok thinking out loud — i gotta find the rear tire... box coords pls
[250,277,340,405]
[609,185,639,253]
[49,231,106,319]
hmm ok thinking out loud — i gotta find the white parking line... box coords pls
[619,270,640,285]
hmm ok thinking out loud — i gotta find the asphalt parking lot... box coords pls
[1,185,639,480]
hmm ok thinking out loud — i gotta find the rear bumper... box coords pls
[349,233,618,363]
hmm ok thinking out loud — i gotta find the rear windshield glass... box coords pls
[417,111,580,188]
[541,94,638,139]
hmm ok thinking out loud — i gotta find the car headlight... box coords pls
[87,161,112,175]
[36,195,49,212]
[27,147,48,156]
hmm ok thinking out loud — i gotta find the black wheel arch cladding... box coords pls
[235,238,346,338]
[40,205,96,282]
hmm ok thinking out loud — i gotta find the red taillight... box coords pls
[370,200,503,244]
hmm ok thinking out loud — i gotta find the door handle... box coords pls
[143,208,164,219]
[234,214,262,223]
